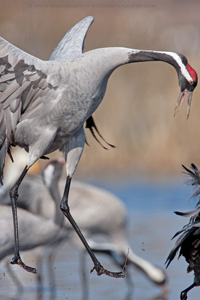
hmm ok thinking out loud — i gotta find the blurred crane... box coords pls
[0,16,197,276]
[0,159,65,298]
[1,158,168,295]
[166,163,200,300]
[0,205,66,273]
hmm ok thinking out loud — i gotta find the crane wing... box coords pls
[166,212,200,268]
[0,36,59,135]
[0,36,60,182]
[49,16,114,149]
[49,16,94,61]
[165,229,193,268]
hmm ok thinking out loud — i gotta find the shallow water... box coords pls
[0,179,199,300]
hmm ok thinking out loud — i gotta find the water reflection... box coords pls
[0,238,168,300]
[0,182,199,300]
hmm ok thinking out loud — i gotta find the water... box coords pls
[0,178,199,300]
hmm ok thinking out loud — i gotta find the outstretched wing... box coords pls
[49,16,94,61]
[0,36,59,141]
[49,16,114,149]
[0,37,59,182]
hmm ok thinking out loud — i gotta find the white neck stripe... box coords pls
[154,51,193,82]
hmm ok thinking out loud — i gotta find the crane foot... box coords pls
[180,291,188,300]
[10,255,37,274]
[90,261,126,278]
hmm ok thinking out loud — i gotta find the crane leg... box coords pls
[9,165,37,274]
[60,175,126,278]
[180,282,196,300]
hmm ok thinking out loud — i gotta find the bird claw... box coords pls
[90,250,128,278]
[90,262,126,278]
[10,256,37,274]
[180,291,188,300]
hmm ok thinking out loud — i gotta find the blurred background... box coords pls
[0,0,200,180]
[0,1,200,300]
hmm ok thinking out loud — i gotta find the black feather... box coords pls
[85,116,115,150]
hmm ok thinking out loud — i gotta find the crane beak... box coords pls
[174,90,193,119]
[186,91,193,119]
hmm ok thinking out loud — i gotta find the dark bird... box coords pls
[0,16,198,277]
[166,163,200,300]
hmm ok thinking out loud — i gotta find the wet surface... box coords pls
[0,180,198,300]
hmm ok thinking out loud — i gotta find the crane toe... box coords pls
[10,255,37,274]
[180,290,188,300]
[90,261,126,278]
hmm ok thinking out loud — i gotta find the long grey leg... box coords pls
[10,165,37,274]
[60,175,125,278]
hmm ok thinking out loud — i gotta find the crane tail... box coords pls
[85,116,115,149]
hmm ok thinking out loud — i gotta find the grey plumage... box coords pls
[49,16,114,150]
[0,16,198,276]
[0,205,66,262]
[0,18,197,179]
[0,159,167,290]
[49,16,94,61]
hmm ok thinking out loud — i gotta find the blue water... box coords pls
[0,177,199,300]
[91,178,196,213]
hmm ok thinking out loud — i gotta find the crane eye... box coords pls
[189,80,194,85]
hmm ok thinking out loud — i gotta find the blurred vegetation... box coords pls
[0,0,200,179]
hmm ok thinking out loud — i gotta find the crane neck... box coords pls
[128,49,192,82]
[81,47,193,84]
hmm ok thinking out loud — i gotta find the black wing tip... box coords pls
[85,116,115,150]
[182,163,198,174]
[182,163,200,192]
[191,163,198,170]
[182,164,193,175]
[165,259,170,269]
[165,254,174,268]
[174,210,183,216]
[40,155,49,160]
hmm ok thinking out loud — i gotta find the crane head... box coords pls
[174,60,198,119]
